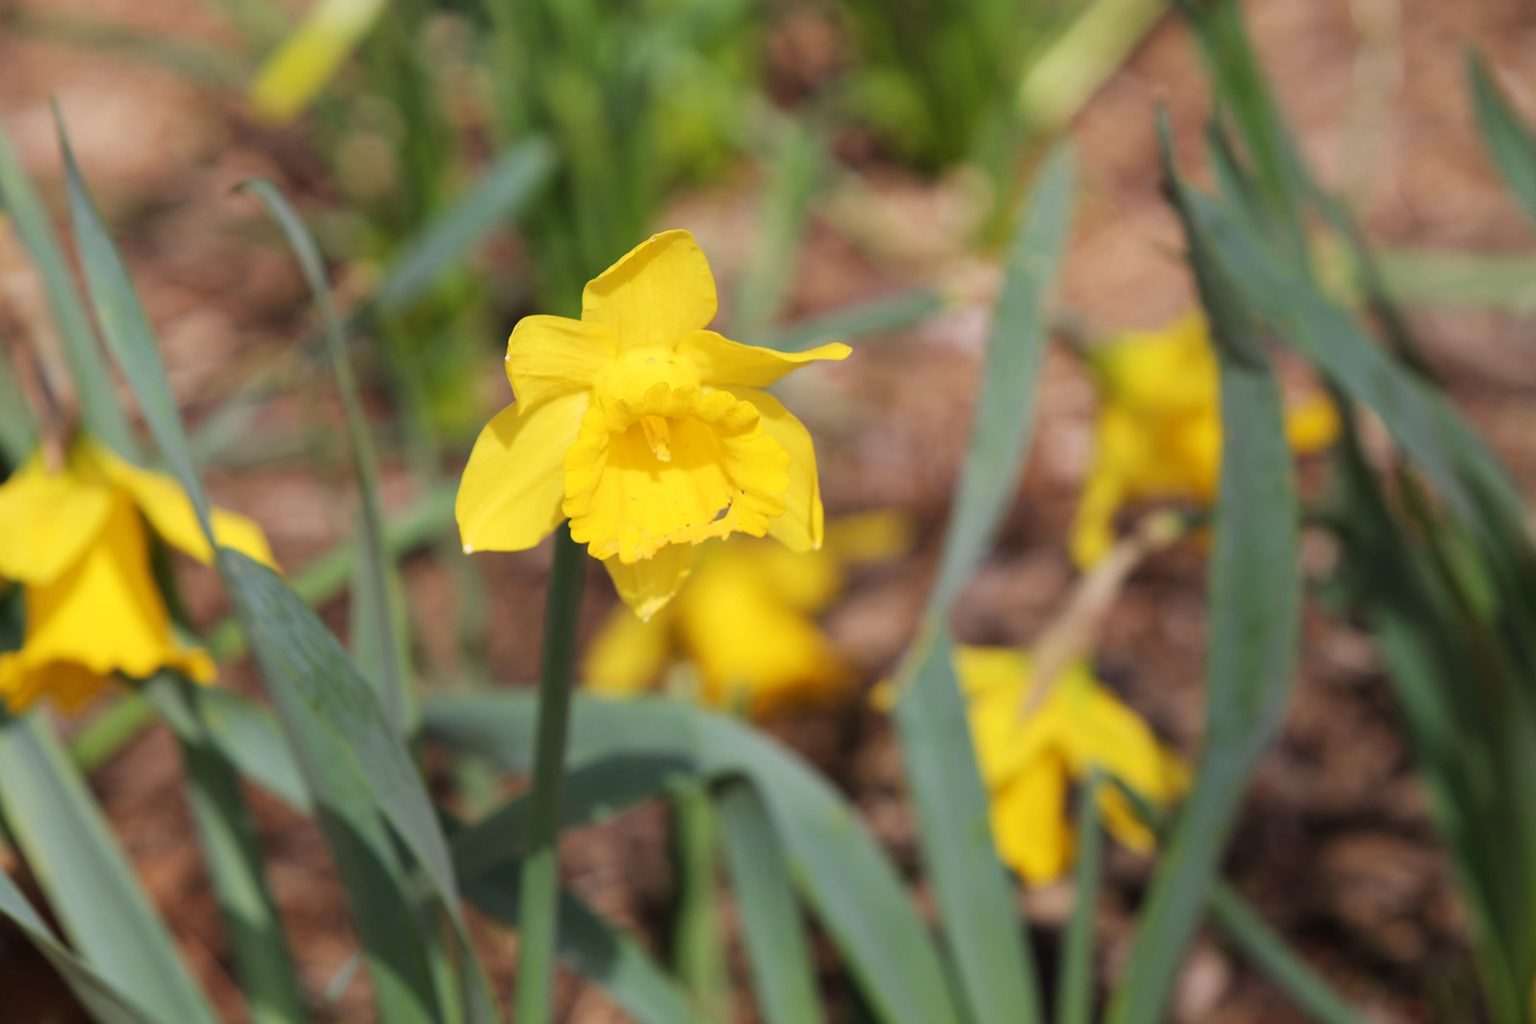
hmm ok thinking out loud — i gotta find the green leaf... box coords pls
[0,867,160,1024]
[1208,883,1364,1024]
[194,688,311,813]
[927,144,1075,613]
[463,869,704,1024]
[1056,773,1104,1024]
[372,140,555,314]
[238,177,414,736]
[669,780,729,1019]
[0,342,36,465]
[0,115,133,452]
[768,289,946,353]
[145,675,307,1024]
[715,778,824,1024]
[733,120,825,343]
[423,692,966,1024]
[53,111,486,1022]
[1468,52,1536,226]
[1106,132,1302,1024]
[0,713,220,1023]
[887,144,1077,1024]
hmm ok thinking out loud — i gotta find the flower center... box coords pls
[563,380,790,563]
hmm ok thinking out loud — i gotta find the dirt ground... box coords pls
[2,0,1536,1020]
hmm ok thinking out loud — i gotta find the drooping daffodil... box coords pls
[456,230,850,619]
[0,437,275,713]
[959,646,1188,885]
[1071,311,1339,567]
[583,511,910,716]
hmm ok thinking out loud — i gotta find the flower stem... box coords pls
[515,523,586,1023]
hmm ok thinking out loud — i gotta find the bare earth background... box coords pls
[2,0,1536,1020]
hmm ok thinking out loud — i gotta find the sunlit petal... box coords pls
[581,230,717,348]
[457,394,588,554]
[677,330,850,388]
[603,544,696,621]
[722,387,823,553]
[0,454,113,584]
[505,314,617,411]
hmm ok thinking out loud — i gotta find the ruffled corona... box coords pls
[457,229,849,618]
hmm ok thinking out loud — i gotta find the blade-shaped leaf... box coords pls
[768,289,946,353]
[0,713,220,1024]
[239,176,413,736]
[0,867,160,1024]
[0,115,133,452]
[1056,774,1104,1024]
[0,343,36,465]
[1469,52,1536,227]
[1106,131,1302,1024]
[423,692,965,1024]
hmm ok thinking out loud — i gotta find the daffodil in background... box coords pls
[1070,311,1339,567]
[0,438,274,713]
[248,0,387,124]
[583,511,911,716]
[457,229,850,619]
[959,646,1187,885]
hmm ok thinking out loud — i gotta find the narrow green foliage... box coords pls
[733,120,825,342]
[146,675,307,1024]
[0,343,36,465]
[1107,130,1301,1024]
[715,779,823,1024]
[1056,774,1104,1024]
[669,781,730,1020]
[240,177,415,735]
[1468,52,1536,226]
[0,116,133,452]
[0,714,220,1023]
[425,692,965,1024]
[769,289,947,353]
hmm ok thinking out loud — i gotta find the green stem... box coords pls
[515,524,587,1023]
[670,781,728,1020]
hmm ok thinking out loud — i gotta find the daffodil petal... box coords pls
[1068,440,1124,569]
[582,604,674,696]
[0,496,216,714]
[1284,394,1340,453]
[505,314,617,411]
[603,544,696,621]
[92,443,277,569]
[457,394,588,554]
[723,387,823,552]
[991,754,1073,885]
[676,330,850,388]
[581,230,717,348]
[0,456,113,584]
[247,0,387,124]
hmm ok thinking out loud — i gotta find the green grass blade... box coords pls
[1468,52,1536,226]
[239,177,414,736]
[1056,773,1104,1024]
[1106,134,1302,1024]
[927,144,1075,612]
[0,116,133,452]
[0,343,36,465]
[0,867,160,1024]
[885,144,1076,1024]
[0,713,220,1023]
[423,692,966,1024]
[768,289,946,352]
[464,871,704,1024]
[53,111,484,1022]
[733,120,825,343]
[145,675,307,1024]
[715,778,824,1024]
[1208,884,1364,1024]
[669,780,729,1020]
[372,140,555,314]
[196,688,312,813]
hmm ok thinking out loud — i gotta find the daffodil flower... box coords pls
[1071,311,1339,567]
[457,229,850,619]
[959,646,1187,885]
[0,438,275,713]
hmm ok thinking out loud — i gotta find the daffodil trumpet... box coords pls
[0,436,275,713]
[457,228,850,620]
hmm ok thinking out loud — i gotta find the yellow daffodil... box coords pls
[583,512,910,715]
[1071,311,1339,567]
[457,230,850,620]
[959,646,1187,885]
[0,438,275,713]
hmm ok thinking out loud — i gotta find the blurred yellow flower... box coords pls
[1071,312,1339,567]
[0,438,275,713]
[959,646,1187,885]
[248,0,386,124]
[457,230,850,620]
